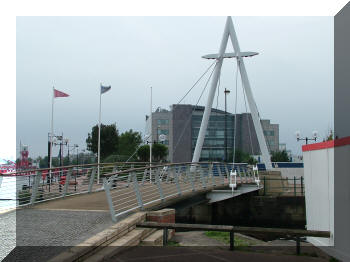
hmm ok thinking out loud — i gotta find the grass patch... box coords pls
[204,231,251,247]
[167,240,180,246]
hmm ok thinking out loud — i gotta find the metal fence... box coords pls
[103,162,260,222]
[261,176,304,196]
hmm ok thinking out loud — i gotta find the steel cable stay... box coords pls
[117,60,217,169]
[172,61,218,155]
[176,60,217,105]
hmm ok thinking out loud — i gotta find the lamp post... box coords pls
[224,88,230,162]
[295,131,318,145]
[74,144,79,165]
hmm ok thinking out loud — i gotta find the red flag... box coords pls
[54,89,69,98]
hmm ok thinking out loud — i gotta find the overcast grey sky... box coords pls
[16,16,333,159]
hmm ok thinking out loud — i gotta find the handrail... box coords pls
[137,221,330,237]
[4,161,154,175]
[137,221,330,254]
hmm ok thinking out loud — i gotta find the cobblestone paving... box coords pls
[2,208,113,261]
[0,211,16,261]
[16,209,113,246]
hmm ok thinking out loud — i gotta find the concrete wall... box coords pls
[173,193,306,230]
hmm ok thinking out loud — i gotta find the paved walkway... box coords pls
[0,211,16,261]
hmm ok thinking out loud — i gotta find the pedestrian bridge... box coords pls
[1,162,261,221]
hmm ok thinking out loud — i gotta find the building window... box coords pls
[157,119,169,125]
[157,129,169,135]
[264,130,275,136]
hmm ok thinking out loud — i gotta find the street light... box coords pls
[224,88,230,162]
[74,144,79,165]
[296,130,318,145]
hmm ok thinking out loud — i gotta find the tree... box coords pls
[86,123,119,159]
[271,150,290,162]
[228,149,257,165]
[152,143,168,162]
[137,145,150,162]
[136,143,168,162]
[118,129,142,157]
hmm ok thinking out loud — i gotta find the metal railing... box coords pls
[103,162,260,222]
[0,162,151,210]
[0,161,260,217]
[261,176,304,196]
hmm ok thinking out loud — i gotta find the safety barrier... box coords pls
[103,162,260,222]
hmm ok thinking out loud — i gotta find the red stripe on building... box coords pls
[302,136,350,152]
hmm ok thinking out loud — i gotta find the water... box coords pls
[0,176,30,211]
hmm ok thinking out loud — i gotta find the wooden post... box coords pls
[163,227,168,246]
[230,231,234,251]
[296,236,301,255]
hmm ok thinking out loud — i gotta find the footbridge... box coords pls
[1,161,261,221]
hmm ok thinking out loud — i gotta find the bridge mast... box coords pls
[192,16,273,170]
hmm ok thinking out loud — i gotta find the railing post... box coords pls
[132,172,144,210]
[126,164,134,187]
[199,166,206,189]
[155,168,164,201]
[189,165,196,191]
[104,177,116,222]
[224,163,229,177]
[230,231,234,251]
[301,176,304,196]
[174,167,182,196]
[210,163,216,187]
[217,164,224,185]
[30,171,41,205]
[141,169,147,186]
[63,169,72,197]
[88,167,96,193]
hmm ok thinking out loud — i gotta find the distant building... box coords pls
[148,104,279,162]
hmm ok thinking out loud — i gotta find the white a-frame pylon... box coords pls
[192,16,273,170]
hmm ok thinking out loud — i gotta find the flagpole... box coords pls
[49,86,54,183]
[97,84,102,184]
[149,86,152,182]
